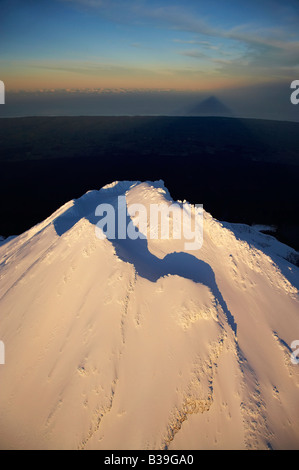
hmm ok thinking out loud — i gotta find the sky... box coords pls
[0,0,299,118]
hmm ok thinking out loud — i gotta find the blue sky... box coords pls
[1,0,299,92]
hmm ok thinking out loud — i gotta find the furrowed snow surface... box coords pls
[0,181,298,450]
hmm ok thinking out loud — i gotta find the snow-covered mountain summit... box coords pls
[0,180,298,450]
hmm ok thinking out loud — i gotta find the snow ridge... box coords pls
[0,180,298,450]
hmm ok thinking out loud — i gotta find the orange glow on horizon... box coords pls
[1,62,261,93]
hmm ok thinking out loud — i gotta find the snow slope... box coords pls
[0,180,298,450]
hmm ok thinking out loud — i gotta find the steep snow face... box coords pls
[0,181,298,450]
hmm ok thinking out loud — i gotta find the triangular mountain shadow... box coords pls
[188,95,234,117]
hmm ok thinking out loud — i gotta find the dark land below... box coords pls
[0,116,298,251]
